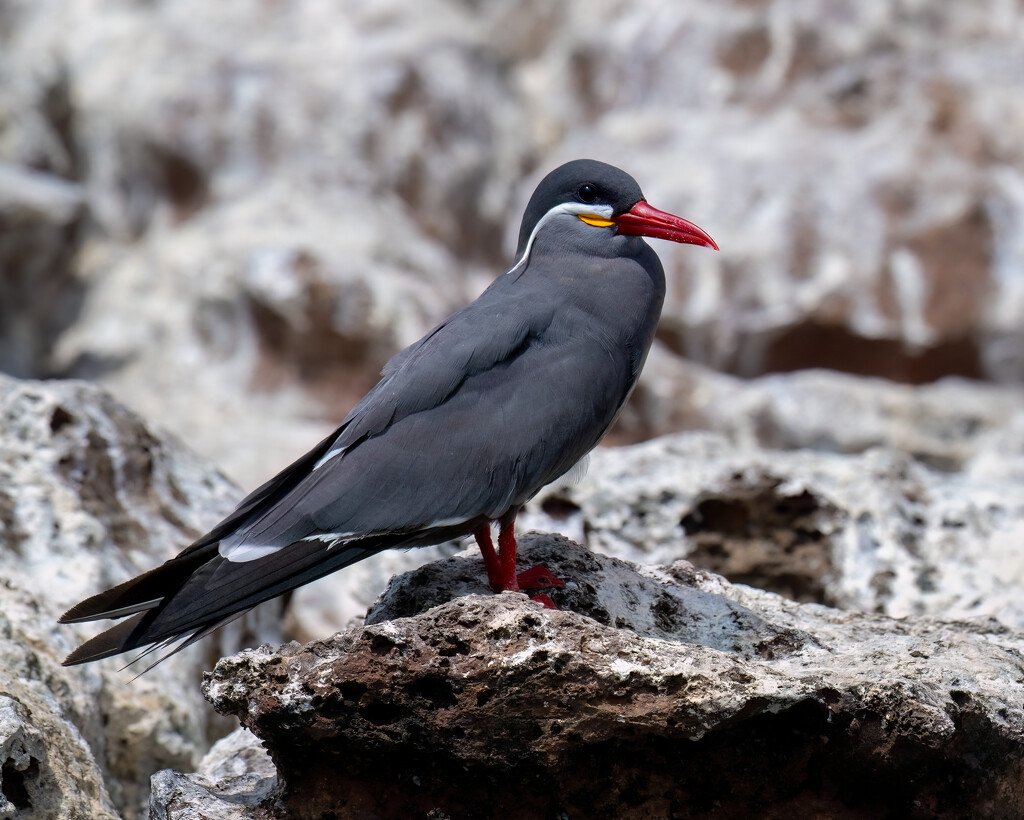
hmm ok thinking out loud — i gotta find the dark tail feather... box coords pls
[60,538,393,668]
[61,601,230,668]
[62,612,151,665]
[63,609,241,670]
[60,544,219,667]
[122,611,250,678]
[59,547,215,624]
[59,525,467,670]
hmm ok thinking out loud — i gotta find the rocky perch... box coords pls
[2,372,1023,819]
[154,535,1024,819]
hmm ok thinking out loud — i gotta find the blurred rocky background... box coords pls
[2,0,1024,817]
[6,0,1024,481]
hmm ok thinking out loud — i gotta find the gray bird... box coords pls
[60,159,717,665]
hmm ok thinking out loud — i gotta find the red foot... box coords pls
[515,564,566,591]
[474,522,563,611]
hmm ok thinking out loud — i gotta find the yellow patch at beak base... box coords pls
[577,214,616,228]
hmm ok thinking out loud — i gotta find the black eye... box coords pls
[576,183,598,204]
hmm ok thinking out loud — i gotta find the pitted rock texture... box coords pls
[0,582,120,820]
[524,430,1024,630]
[197,537,1024,819]
[0,374,284,819]
[285,366,1024,639]
[149,729,276,820]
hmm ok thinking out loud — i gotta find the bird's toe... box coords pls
[516,564,566,590]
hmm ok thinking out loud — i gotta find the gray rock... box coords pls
[618,356,1024,466]
[187,535,1024,819]
[285,366,1024,641]
[0,583,120,820]
[48,0,534,485]
[0,162,85,380]
[0,374,284,819]
[526,429,1024,628]
[149,729,275,820]
[530,1,1024,380]
[2,2,1024,813]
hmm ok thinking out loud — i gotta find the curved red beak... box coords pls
[614,200,719,250]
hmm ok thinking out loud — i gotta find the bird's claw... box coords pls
[516,564,565,590]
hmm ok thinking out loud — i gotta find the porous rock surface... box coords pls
[0,581,120,820]
[2,2,1024,813]
[149,729,276,820]
[0,374,282,819]
[527,425,1024,629]
[180,535,1024,819]
[3,370,1022,817]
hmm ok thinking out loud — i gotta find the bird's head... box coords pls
[511,158,717,273]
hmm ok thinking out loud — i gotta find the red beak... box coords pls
[614,200,719,250]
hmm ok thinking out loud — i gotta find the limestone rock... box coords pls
[0,163,85,380]
[617,354,1024,463]
[47,0,533,485]
[285,368,1024,642]
[0,0,87,381]
[0,581,120,820]
[2,1,1024,814]
[526,1,1024,381]
[190,536,1024,819]
[526,429,1024,629]
[149,729,275,820]
[0,374,284,819]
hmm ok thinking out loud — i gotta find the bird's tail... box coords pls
[59,536,392,668]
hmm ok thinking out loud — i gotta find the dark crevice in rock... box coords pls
[1,757,38,811]
[680,477,838,605]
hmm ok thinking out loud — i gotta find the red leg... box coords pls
[499,518,565,600]
[474,526,503,592]
[479,517,564,605]
[515,565,566,590]
[496,520,520,593]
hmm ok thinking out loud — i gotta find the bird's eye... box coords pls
[577,183,598,204]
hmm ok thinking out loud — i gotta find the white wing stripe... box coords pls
[219,542,285,563]
[220,517,473,563]
[313,447,344,471]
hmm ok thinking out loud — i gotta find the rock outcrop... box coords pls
[0,581,121,820]
[288,367,1024,639]
[154,535,1024,819]
[527,428,1024,627]
[2,368,1022,817]
[149,729,276,820]
[0,375,282,819]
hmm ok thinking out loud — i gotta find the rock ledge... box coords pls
[182,535,1024,819]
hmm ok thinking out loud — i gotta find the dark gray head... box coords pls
[515,159,644,251]
[512,159,718,268]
